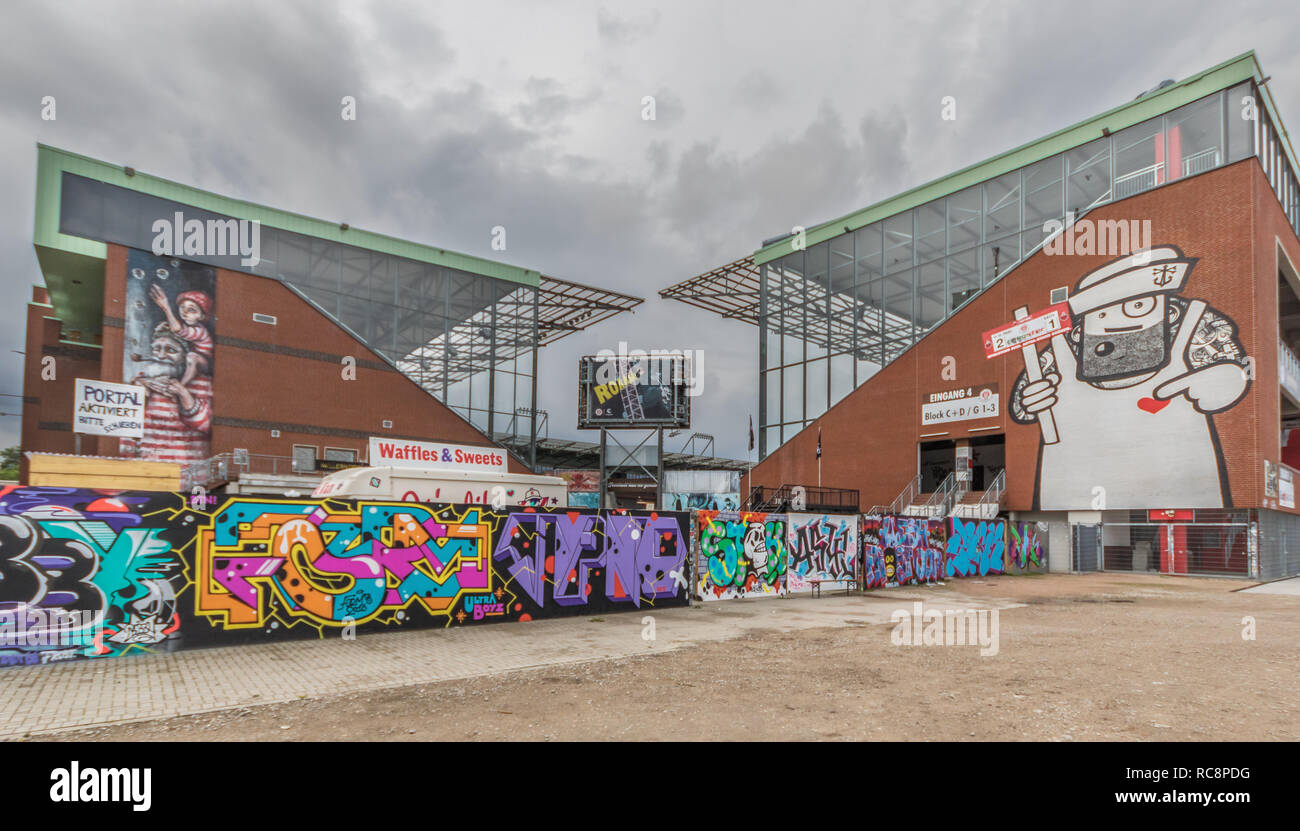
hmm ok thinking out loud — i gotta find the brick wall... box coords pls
[752,160,1291,512]
[24,244,530,477]
[19,286,104,481]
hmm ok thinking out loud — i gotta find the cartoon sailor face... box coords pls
[1078,293,1169,385]
[1067,248,1195,387]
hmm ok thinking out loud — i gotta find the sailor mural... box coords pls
[1010,247,1250,509]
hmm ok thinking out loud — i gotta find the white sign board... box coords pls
[1281,467,1295,510]
[368,437,509,473]
[73,378,145,438]
[921,384,1000,426]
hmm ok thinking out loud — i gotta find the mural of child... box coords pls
[149,283,213,385]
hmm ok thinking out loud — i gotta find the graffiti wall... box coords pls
[0,488,191,666]
[944,517,1006,578]
[1007,521,1048,574]
[0,487,689,666]
[862,514,1009,583]
[786,512,858,591]
[120,249,216,464]
[860,515,887,588]
[863,514,944,587]
[695,511,787,600]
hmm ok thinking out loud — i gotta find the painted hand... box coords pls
[1153,362,1249,413]
[149,283,168,309]
[1019,372,1060,415]
[140,377,170,395]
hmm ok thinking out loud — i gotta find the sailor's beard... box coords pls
[1077,324,1169,384]
[137,356,184,380]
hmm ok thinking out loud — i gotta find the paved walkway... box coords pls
[1241,576,1300,595]
[0,588,1018,739]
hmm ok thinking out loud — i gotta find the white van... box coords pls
[311,465,567,508]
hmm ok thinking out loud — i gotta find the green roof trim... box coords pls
[754,51,1272,266]
[32,144,540,287]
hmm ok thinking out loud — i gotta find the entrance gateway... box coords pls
[912,434,1254,578]
[1069,509,1254,576]
[918,435,1006,493]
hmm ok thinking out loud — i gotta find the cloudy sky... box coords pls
[1,0,1296,461]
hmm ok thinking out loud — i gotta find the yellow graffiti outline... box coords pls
[193,498,506,634]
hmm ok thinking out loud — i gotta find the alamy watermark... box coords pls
[890,602,999,656]
[151,211,261,267]
[50,762,151,812]
[593,341,705,397]
[1043,211,1152,259]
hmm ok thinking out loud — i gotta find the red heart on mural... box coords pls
[1137,397,1169,414]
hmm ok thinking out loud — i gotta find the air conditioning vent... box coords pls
[1050,287,1069,304]
[253,313,277,325]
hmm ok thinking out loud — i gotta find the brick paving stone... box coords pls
[0,589,1014,738]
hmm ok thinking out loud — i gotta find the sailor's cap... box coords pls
[1067,247,1196,316]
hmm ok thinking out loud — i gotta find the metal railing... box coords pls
[880,473,921,515]
[1182,147,1219,178]
[918,472,957,518]
[952,468,1006,520]
[1114,162,1164,200]
[743,484,859,514]
[182,452,332,490]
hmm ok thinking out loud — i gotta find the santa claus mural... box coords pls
[1009,246,1251,509]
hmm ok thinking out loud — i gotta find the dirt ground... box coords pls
[36,573,1300,741]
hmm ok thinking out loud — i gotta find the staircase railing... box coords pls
[878,473,921,515]
[921,472,956,518]
[953,468,1006,519]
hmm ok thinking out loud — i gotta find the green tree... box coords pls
[0,446,20,481]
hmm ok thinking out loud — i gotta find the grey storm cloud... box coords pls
[0,0,1296,461]
[596,6,661,44]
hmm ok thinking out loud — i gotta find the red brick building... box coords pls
[664,52,1300,579]
[23,146,640,489]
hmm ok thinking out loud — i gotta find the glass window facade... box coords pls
[757,83,1296,457]
[58,174,542,444]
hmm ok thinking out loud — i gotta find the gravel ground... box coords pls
[29,573,1300,741]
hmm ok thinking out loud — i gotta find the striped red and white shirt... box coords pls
[176,323,213,361]
[120,377,212,463]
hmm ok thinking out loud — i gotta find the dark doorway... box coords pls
[967,434,1006,491]
[919,439,955,492]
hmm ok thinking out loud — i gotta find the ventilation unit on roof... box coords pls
[1134,79,1176,100]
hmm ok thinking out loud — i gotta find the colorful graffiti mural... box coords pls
[860,515,887,588]
[1008,521,1048,574]
[863,514,1007,582]
[870,515,946,586]
[695,511,787,600]
[194,500,509,634]
[786,513,858,590]
[0,487,689,666]
[945,517,1006,578]
[0,487,190,666]
[1,483,1050,670]
[493,510,687,615]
